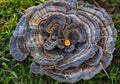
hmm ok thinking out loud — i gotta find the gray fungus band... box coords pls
[9,0,117,83]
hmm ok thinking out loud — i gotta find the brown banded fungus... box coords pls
[9,0,117,83]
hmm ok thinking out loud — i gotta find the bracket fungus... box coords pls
[10,0,117,83]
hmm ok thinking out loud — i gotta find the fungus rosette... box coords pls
[10,0,117,83]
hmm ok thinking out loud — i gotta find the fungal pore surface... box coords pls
[10,0,117,83]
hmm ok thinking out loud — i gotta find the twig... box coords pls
[109,7,115,14]
[117,30,120,33]
[93,0,101,8]
[100,62,110,79]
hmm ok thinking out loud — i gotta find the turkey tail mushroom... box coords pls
[9,0,117,83]
[10,15,29,61]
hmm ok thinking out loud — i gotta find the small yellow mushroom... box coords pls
[64,39,71,46]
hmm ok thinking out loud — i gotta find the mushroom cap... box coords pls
[9,0,117,83]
